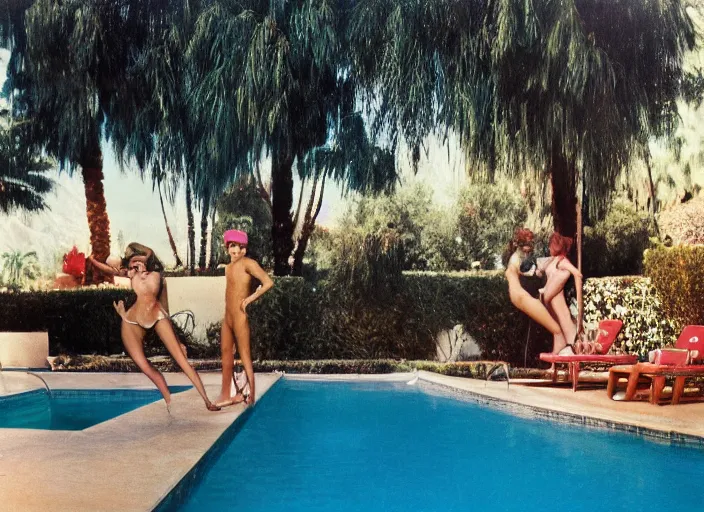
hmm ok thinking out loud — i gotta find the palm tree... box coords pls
[4,0,180,281]
[350,0,696,240]
[186,0,401,276]
[0,114,54,214]
[1,249,39,290]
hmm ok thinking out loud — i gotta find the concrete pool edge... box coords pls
[416,371,704,446]
[0,372,283,512]
[148,373,284,512]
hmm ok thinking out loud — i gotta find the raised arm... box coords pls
[88,254,124,277]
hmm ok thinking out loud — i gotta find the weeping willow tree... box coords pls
[186,0,400,276]
[350,0,697,240]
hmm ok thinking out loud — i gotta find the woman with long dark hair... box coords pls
[90,243,220,412]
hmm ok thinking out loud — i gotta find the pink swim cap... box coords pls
[223,229,248,246]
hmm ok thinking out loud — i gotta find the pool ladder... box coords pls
[485,362,510,389]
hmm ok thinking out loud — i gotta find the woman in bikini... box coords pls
[537,232,583,354]
[504,228,564,343]
[89,243,220,412]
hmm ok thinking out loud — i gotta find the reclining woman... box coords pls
[89,243,220,412]
[536,232,583,355]
[504,228,565,349]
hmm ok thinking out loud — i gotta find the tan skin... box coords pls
[89,253,220,412]
[537,252,584,353]
[505,244,563,337]
[215,242,274,407]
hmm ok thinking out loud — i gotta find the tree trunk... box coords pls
[80,137,111,285]
[209,207,218,269]
[645,152,661,237]
[198,198,210,270]
[185,176,196,274]
[292,174,326,276]
[271,151,295,276]
[549,146,578,241]
[158,181,183,267]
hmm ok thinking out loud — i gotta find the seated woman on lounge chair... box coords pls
[89,243,220,412]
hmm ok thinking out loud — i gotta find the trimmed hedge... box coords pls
[0,288,133,355]
[644,244,704,327]
[204,272,553,366]
[0,288,194,356]
[2,267,695,366]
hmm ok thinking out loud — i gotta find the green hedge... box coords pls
[48,355,528,378]
[0,288,194,356]
[644,244,704,328]
[0,288,133,355]
[1,269,692,366]
[204,272,553,366]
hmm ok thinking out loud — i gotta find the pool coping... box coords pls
[416,371,704,446]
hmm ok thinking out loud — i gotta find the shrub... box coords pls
[643,244,704,327]
[451,184,527,269]
[657,197,704,245]
[8,273,688,366]
[582,202,654,277]
[582,276,678,358]
[0,287,196,356]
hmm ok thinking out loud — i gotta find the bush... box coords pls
[582,203,654,277]
[8,273,689,366]
[0,287,195,356]
[0,288,133,355]
[203,271,550,365]
[643,244,704,327]
[582,276,678,358]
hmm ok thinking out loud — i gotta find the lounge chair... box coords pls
[607,325,704,404]
[539,319,637,391]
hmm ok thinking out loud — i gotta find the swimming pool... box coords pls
[0,386,191,430]
[167,379,704,512]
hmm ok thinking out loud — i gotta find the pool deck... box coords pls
[2,370,704,512]
[0,371,281,512]
[418,371,704,441]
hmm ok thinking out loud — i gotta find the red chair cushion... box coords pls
[596,319,623,354]
[674,325,704,362]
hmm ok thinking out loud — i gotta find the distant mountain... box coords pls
[0,173,90,271]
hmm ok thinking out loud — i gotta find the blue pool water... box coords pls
[0,386,191,430]
[175,380,704,512]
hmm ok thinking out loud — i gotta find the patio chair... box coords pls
[539,319,637,391]
[607,325,704,405]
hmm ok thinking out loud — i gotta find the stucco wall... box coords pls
[164,276,226,341]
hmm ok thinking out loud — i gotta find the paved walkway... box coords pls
[0,372,281,512]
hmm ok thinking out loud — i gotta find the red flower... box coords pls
[63,246,86,278]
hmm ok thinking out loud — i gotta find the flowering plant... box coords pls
[583,276,678,358]
[62,246,86,278]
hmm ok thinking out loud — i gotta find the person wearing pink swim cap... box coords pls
[215,229,274,407]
